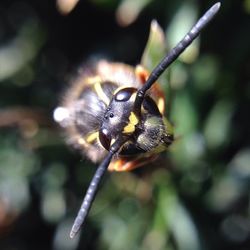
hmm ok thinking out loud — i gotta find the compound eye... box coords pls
[114,88,136,102]
[99,128,111,150]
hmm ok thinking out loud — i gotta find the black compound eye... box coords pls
[114,88,136,102]
[99,128,111,150]
[109,113,114,118]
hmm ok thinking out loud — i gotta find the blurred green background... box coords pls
[0,0,249,249]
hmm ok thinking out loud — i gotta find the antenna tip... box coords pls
[212,2,221,12]
[70,231,75,239]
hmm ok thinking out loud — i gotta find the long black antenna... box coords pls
[70,137,127,238]
[70,2,221,239]
[134,2,221,114]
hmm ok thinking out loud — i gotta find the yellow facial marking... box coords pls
[86,131,99,143]
[129,112,139,125]
[123,123,135,133]
[157,97,165,114]
[94,82,110,105]
[123,112,138,134]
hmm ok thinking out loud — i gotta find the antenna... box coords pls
[133,2,221,114]
[69,2,221,239]
[70,137,127,238]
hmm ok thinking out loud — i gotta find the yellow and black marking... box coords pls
[59,61,173,166]
[86,131,99,143]
[93,82,110,106]
[123,112,139,134]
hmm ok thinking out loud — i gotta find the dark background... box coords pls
[0,0,249,250]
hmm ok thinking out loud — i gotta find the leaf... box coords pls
[116,0,153,26]
[141,20,166,72]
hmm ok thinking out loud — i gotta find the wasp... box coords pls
[54,2,221,238]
